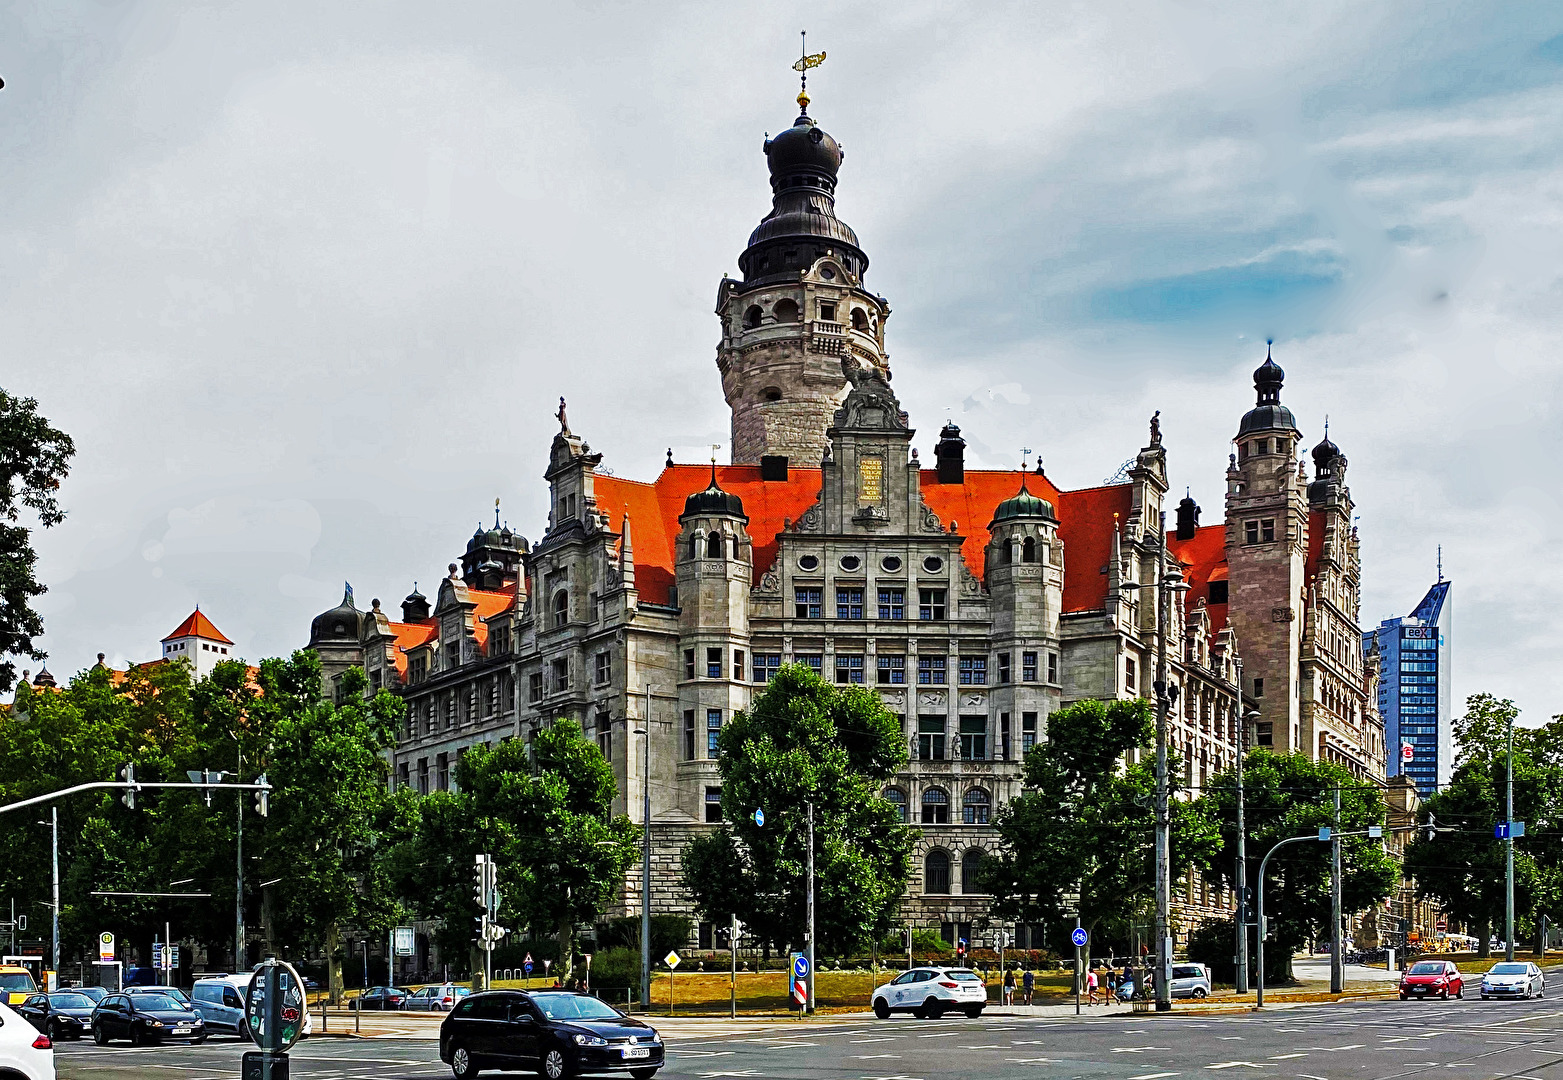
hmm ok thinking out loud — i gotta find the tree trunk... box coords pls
[558,917,573,986]
[1477,917,1491,958]
[326,923,344,1005]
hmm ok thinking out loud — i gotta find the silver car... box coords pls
[1169,963,1212,999]
[404,983,471,1012]
[1481,961,1545,1000]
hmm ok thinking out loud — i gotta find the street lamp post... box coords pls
[1506,710,1515,962]
[637,683,656,1013]
[1233,652,1251,995]
[1256,831,1329,1007]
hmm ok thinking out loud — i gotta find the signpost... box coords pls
[523,952,534,979]
[790,951,810,1013]
[242,959,306,1080]
[1401,742,1415,762]
[97,932,114,962]
[664,950,680,1016]
[1071,925,1088,1016]
[1496,821,1526,839]
[753,808,764,827]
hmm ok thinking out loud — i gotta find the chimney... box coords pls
[1175,493,1201,541]
[760,455,789,482]
[935,422,965,484]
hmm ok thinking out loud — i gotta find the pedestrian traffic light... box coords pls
[253,774,269,817]
[120,763,136,809]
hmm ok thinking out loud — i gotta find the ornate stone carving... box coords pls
[794,503,823,532]
[754,567,781,595]
[919,690,946,710]
[919,503,944,533]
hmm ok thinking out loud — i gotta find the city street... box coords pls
[53,981,1563,1080]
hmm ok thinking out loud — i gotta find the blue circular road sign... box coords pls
[794,954,810,979]
[1071,927,1089,948]
[753,808,765,827]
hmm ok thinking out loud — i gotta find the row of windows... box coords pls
[1400,661,1437,672]
[923,847,987,895]
[683,708,727,760]
[884,786,993,825]
[1244,518,1277,544]
[915,712,1037,762]
[794,587,947,620]
[728,651,1060,686]
[1239,437,1290,460]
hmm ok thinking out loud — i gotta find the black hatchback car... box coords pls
[92,991,207,1045]
[352,985,411,1010]
[439,990,663,1080]
[20,991,98,1039]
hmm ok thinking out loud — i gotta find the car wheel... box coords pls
[965,1006,983,1018]
[540,1045,572,1080]
[1193,988,1208,999]
[873,1000,890,1020]
[630,1070,659,1080]
[1482,994,1489,1000]
[450,1044,480,1079]
[193,1035,207,1045]
[1441,988,1449,1000]
[1400,994,1407,1001]
[129,1027,142,1046]
[93,1023,108,1045]
[924,998,944,1020]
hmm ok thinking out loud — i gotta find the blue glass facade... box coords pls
[1366,581,1452,797]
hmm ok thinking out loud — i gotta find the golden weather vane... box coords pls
[792,30,826,113]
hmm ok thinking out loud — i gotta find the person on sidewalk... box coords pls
[1003,966,1016,1006]
[1086,965,1099,1005]
[1022,967,1035,1005]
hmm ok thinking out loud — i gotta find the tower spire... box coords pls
[792,31,826,115]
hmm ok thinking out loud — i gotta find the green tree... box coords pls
[679,664,914,955]
[252,654,402,1002]
[0,389,75,693]
[978,697,1218,950]
[1194,750,1397,982]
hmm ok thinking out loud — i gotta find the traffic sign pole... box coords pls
[1072,923,1086,1015]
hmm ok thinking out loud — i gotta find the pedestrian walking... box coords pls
[1022,967,1035,1005]
[1003,966,1016,1006]
[1086,965,1099,1005]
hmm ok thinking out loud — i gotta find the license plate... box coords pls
[173,1028,190,1035]
[623,1047,650,1059]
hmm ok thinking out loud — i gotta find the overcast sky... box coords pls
[5,3,1561,724]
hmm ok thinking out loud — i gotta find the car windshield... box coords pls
[50,993,94,1009]
[947,971,983,983]
[1491,963,1528,974]
[1409,962,1445,974]
[531,993,622,1021]
[0,974,35,991]
[134,994,185,1011]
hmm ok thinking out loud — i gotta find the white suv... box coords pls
[873,967,988,1019]
[0,1000,54,1080]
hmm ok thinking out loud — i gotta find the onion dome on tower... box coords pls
[309,585,364,648]
[1308,424,1348,502]
[991,475,1057,524]
[1238,345,1297,435]
[683,467,748,521]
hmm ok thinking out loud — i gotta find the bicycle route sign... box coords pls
[1071,927,1089,948]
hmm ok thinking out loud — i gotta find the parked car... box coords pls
[91,992,206,1045]
[440,989,662,1080]
[71,987,108,1005]
[19,992,97,1041]
[0,1000,55,1080]
[407,984,472,1012]
[1400,960,1464,1000]
[0,967,38,1007]
[125,985,191,1005]
[191,976,250,1038]
[1169,963,1212,999]
[352,986,411,1011]
[1481,962,1545,1000]
[872,966,988,1019]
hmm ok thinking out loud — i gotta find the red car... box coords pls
[1400,960,1463,1000]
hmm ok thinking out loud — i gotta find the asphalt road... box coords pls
[52,983,1563,1080]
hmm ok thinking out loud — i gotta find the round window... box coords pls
[839,555,861,572]
[820,266,836,280]
[922,556,944,574]
[798,554,820,572]
[881,556,902,573]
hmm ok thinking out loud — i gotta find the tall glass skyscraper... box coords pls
[1367,580,1452,796]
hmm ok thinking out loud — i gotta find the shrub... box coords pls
[588,947,641,990]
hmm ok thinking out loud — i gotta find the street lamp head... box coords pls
[632,728,648,736]
[1244,709,1261,722]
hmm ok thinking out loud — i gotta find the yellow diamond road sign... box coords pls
[664,950,680,969]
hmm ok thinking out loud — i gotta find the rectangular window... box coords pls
[1022,651,1037,682]
[835,654,865,684]
[1125,657,1137,693]
[1022,711,1038,753]
[1000,713,1011,761]
[528,672,543,703]
[594,652,611,686]
[706,709,723,757]
[1261,519,1276,542]
[918,656,947,685]
[1047,651,1058,684]
[960,716,987,761]
[436,753,449,792]
[919,588,947,621]
[706,647,722,678]
[445,642,460,670]
[998,653,1012,684]
[798,653,823,675]
[1255,438,1268,455]
[684,649,696,680]
[958,656,987,685]
[917,716,946,761]
[876,655,906,685]
[704,786,724,823]
[795,587,822,619]
[819,300,837,322]
[595,711,612,762]
[733,649,745,681]
[683,710,696,761]
[1254,677,1265,697]
[878,588,905,620]
[1208,580,1229,604]
[1245,520,1260,545]
[551,657,570,692]
[410,656,427,685]
[417,758,429,796]
[753,654,781,682]
[836,587,864,620]
[1256,721,1274,747]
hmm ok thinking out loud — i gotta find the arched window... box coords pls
[921,787,949,825]
[883,786,907,823]
[689,533,700,559]
[773,298,800,322]
[851,308,870,332]
[743,305,762,329]
[998,540,1012,566]
[1022,536,1037,563]
[763,386,782,402]
[962,787,991,824]
[961,847,986,894]
[924,849,951,894]
[552,590,569,628]
[707,531,725,558]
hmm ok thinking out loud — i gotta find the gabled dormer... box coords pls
[433,563,479,671]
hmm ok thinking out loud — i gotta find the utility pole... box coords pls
[1330,787,1343,993]
[806,800,816,1014]
[639,686,653,1013]
[50,807,59,978]
[235,741,245,971]
[1506,710,1515,962]
[1153,513,1173,1012]
[1234,658,1248,995]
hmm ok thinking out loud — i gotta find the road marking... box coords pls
[1268,1053,1307,1059]
[854,1054,900,1059]
[1216,1035,1244,1040]
[1127,1073,1180,1080]
[958,1044,1006,1049]
[850,1036,899,1043]
[1204,1062,1268,1070]
[1110,1046,1171,1053]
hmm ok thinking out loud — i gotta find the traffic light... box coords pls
[474,855,491,909]
[253,774,269,817]
[120,763,136,809]
[1424,813,1438,843]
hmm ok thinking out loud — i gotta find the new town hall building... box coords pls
[308,89,1388,953]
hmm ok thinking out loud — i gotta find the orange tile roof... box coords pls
[1053,484,1136,614]
[161,609,234,645]
[1168,523,1231,634]
[385,620,438,677]
[468,586,516,651]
